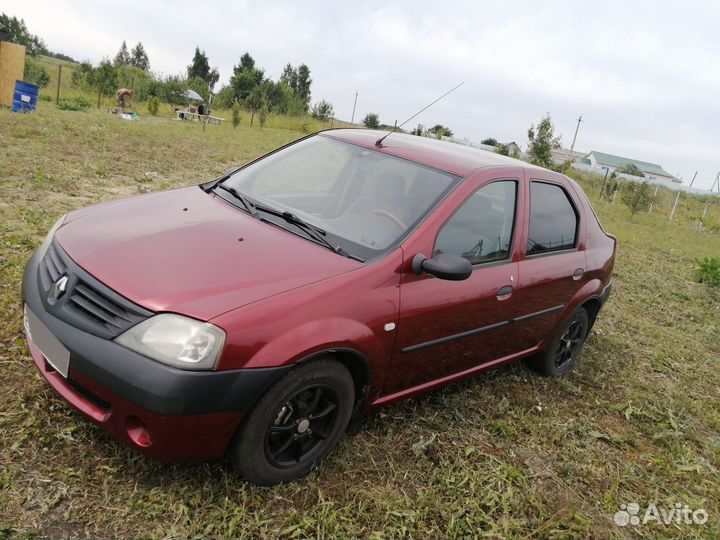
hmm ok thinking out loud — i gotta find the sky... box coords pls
[7,0,720,189]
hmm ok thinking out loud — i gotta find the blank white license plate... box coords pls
[24,305,70,378]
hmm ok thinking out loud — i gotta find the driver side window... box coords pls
[434,180,517,265]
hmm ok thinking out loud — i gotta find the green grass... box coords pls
[0,104,719,539]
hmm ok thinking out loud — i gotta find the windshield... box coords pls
[220,135,459,259]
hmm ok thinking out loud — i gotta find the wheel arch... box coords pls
[580,297,602,330]
[297,347,373,425]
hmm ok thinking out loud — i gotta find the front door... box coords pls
[383,178,524,395]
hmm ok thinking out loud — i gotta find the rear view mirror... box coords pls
[412,253,472,281]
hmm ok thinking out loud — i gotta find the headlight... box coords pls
[37,214,66,259]
[115,314,226,370]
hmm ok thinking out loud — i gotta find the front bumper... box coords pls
[22,247,290,460]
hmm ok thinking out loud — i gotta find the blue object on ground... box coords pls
[12,80,40,113]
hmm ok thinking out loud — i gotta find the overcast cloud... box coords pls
[10,0,720,189]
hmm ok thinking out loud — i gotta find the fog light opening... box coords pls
[125,416,152,448]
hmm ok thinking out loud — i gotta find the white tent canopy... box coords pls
[183,89,205,102]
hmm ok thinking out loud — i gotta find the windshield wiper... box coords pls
[252,203,357,259]
[215,183,258,217]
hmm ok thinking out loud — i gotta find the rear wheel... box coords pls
[529,308,589,377]
[231,359,354,485]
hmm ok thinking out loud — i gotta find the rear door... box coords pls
[512,173,588,351]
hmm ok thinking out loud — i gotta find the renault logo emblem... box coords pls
[52,276,69,300]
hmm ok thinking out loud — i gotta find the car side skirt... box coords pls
[370,344,542,409]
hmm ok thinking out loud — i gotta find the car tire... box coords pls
[529,307,589,377]
[230,358,354,486]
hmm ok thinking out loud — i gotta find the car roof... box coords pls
[322,128,549,177]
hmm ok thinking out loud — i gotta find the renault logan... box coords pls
[22,129,615,485]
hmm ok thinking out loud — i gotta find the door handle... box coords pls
[496,285,513,300]
[572,268,585,280]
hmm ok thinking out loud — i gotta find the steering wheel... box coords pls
[371,209,407,231]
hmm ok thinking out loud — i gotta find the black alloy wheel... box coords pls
[265,384,340,468]
[528,307,589,377]
[231,359,354,485]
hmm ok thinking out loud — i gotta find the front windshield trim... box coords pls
[216,133,464,261]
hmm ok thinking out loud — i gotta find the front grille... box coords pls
[39,243,67,291]
[39,241,153,339]
[67,281,148,335]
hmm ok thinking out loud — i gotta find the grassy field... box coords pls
[0,104,718,539]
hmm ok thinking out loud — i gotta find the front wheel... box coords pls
[529,307,589,377]
[230,359,354,485]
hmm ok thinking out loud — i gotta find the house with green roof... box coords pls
[584,151,681,183]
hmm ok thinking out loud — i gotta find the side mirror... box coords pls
[412,253,472,281]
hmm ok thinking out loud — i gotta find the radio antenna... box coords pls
[375,81,464,147]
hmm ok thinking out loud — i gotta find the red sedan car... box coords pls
[22,129,615,485]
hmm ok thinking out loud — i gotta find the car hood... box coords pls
[56,186,363,320]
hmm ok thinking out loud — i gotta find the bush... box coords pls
[600,173,621,201]
[495,143,509,156]
[23,58,50,88]
[621,181,655,218]
[147,96,159,116]
[363,113,379,129]
[311,99,334,121]
[232,103,241,129]
[57,96,92,111]
[696,257,720,287]
[213,85,236,109]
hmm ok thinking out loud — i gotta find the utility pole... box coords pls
[562,114,582,173]
[669,171,696,224]
[350,91,358,124]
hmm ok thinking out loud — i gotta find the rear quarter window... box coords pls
[527,181,579,255]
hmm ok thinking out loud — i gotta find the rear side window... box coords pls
[527,182,578,254]
[434,180,517,264]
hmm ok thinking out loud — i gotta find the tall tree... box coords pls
[0,13,46,55]
[130,42,150,70]
[527,114,561,168]
[187,47,219,90]
[296,64,312,109]
[279,63,298,90]
[237,52,256,72]
[114,41,130,66]
[230,52,264,101]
